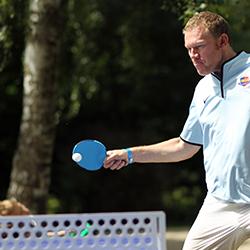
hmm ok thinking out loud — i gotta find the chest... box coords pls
[198,83,250,134]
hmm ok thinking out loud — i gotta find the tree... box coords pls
[7,0,64,213]
[3,0,249,222]
[51,0,205,224]
[0,0,27,198]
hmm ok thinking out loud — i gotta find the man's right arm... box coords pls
[103,137,201,170]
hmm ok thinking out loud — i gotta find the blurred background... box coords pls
[1,0,250,228]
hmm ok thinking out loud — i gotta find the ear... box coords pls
[218,33,229,48]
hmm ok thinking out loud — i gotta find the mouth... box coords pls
[192,61,208,75]
[193,60,203,67]
[193,61,205,71]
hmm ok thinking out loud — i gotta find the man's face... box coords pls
[184,26,223,76]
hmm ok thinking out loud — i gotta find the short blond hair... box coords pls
[183,11,230,39]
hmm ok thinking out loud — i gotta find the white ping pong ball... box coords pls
[72,153,82,162]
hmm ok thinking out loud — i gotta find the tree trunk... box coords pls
[7,0,63,213]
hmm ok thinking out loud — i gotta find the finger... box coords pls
[103,159,118,169]
[103,160,115,169]
[116,160,127,170]
[104,150,125,166]
[110,160,126,170]
[110,160,121,170]
[104,151,119,164]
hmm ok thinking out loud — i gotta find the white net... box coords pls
[0,211,166,250]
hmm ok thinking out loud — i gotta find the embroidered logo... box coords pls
[239,76,250,87]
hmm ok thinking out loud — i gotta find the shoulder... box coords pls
[235,51,250,66]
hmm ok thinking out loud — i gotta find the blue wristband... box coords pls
[125,148,133,164]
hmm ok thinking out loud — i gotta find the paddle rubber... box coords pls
[72,140,106,171]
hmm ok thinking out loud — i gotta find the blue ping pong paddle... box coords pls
[72,140,106,171]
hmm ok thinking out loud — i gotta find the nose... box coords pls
[189,48,199,59]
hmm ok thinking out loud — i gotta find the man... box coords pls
[104,11,250,250]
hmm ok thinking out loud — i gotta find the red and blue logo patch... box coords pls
[239,76,250,87]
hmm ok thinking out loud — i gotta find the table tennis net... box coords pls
[0,211,166,250]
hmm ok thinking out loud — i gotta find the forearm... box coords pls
[130,137,199,163]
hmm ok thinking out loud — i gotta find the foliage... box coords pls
[1,0,250,224]
[52,0,203,224]
[51,0,250,223]
[165,0,250,50]
[0,0,28,198]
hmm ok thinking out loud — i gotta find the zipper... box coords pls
[211,73,224,98]
[220,69,224,98]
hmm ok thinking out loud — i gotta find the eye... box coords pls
[196,44,205,49]
[186,47,192,53]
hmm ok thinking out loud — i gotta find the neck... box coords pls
[223,47,237,62]
[214,47,237,75]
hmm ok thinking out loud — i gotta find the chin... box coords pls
[196,68,211,76]
[197,70,208,76]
